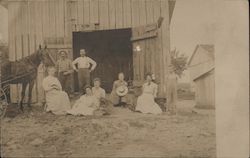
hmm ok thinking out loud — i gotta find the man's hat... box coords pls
[58,50,67,55]
[116,85,128,97]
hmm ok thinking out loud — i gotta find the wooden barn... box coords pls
[1,0,175,103]
[188,44,215,109]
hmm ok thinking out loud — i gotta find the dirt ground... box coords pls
[1,100,216,158]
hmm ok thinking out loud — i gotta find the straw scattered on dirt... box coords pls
[1,100,216,157]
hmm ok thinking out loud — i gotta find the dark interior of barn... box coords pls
[73,29,133,92]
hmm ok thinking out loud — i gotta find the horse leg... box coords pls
[19,82,28,112]
[27,80,35,110]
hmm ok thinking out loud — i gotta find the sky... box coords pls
[170,0,215,82]
[170,0,215,58]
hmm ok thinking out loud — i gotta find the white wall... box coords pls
[214,0,249,157]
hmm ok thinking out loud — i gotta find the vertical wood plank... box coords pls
[29,1,35,54]
[131,0,139,27]
[160,0,170,95]
[15,2,23,103]
[66,0,77,42]
[139,0,146,80]
[49,0,56,38]
[83,0,90,25]
[139,0,147,25]
[63,0,68,38]
[122,0,132,28]
[77,0,84,25]
[146,0,154,74]
[22,2,29,57]
[8,2,16,62]
[32,1,40,102]
[15,2,22,60]
[35,1,43,49]
[71,1,78,32]
[9,2,18,103]
[58,0,65,38]
[20,2,30,103]
[115,0,123,28]
[66,0,72,38]
[153,0,164,96]
[131,0,140,80]
[108,0,116,29]
[90,0,99,24]
[55,0,60,39]
[99,0,109,30]
[42,0,49,40]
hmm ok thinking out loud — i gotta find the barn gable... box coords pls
[188,44,214,81]
[169,0,176,23]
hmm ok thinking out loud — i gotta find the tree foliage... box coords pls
[170,48,188,78]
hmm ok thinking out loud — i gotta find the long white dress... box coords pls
[135,82,162,114]
[42,76,71,115]
[67,94,99,116]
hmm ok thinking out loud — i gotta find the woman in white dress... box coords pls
[67,85,99,116]
[135,73,162,114]
[42,67,71,115]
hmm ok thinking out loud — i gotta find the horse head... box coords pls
[37,45,56,67]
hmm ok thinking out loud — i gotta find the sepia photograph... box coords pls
[0,0,248,157]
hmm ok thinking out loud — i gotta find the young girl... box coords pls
[92,78,106,102]
[92,78,112,115]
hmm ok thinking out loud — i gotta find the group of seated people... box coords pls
[42,66,164,116]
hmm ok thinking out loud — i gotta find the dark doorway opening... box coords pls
[73,28,133,93]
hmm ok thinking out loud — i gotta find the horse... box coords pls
[3,45,54,112]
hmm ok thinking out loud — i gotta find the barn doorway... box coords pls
[73,28,133,93]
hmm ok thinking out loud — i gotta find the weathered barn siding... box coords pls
[8,0,172,103]
[194,70,215,108]
[189,44,215,108]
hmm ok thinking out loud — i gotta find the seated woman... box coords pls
[135,73,162,114]
[110,72,129,107]
[42,66,71,115]
[67,85,99,116]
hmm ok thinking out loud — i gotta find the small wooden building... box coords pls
[2,0,175,103]
[188,44,215,109]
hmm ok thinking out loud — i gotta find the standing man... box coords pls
[72,49,97,93]
[56,50,73,95]
[166,65,178,115]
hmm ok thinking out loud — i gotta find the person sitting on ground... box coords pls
[67,85,99,116]
[110,72,129,107]
[42,66,71,115]
[92,78,112,115]
[92,78,106,103]
[135,73,162,114]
